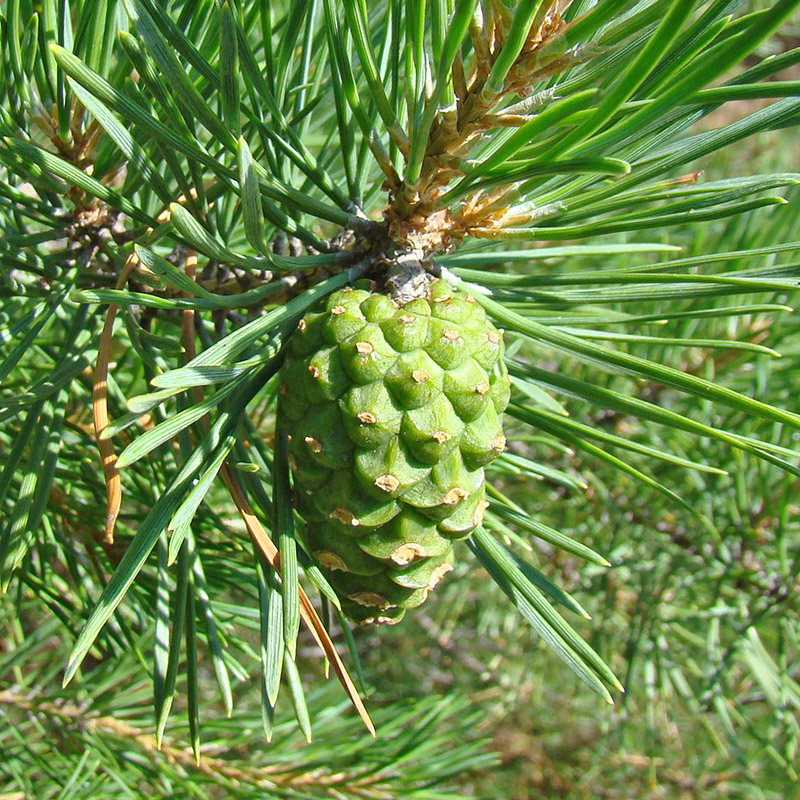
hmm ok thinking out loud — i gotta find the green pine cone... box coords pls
[279,279,509,624]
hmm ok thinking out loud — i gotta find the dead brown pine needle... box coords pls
[221,463,375,737]
[93,251,138,544]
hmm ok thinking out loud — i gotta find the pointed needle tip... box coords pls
[62,665,75,689]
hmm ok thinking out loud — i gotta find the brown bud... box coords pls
[375,614,403,625]
[473,501,490,527]
[313,551,348,571]
[330,507,360,527]
[304,436,323,453]
[390,543,427,565]
[349,591,391,609]
[375,474,401,493]
[443,487,468,505]
[491,434,506,452]
[428,563,453,589]
[411,369,429,383]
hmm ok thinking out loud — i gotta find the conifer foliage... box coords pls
[1,1,800,795]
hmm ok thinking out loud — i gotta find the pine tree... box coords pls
[1,1,800,796]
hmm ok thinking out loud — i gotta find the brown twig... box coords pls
[385,2,588,254]
[0,690,381,792]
